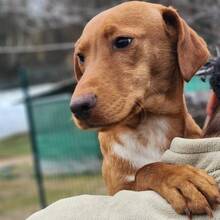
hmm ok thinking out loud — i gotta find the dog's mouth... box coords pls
[72,100,144,130]
[73,114,129,131]
[74,119,121,131]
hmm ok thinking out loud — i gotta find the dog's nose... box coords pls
[70,94,96,119]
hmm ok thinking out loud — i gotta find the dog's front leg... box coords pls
[134,162,220,219]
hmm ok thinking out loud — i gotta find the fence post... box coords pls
[18,67,47,208]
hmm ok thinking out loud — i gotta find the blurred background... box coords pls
[0,0,219,219]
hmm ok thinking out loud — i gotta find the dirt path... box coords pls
[0,155,32,168]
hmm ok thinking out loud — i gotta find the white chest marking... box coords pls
[112,136,162,169]
[112,118,170,169]
[125,175,136,182]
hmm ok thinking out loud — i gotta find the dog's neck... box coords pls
[117,115,182,167]
[99,111,185,170]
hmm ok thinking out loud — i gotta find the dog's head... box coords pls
[71,1,209,130]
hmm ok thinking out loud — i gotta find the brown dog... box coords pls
[70,1,220,218]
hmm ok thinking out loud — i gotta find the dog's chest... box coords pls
[112,118,171,169]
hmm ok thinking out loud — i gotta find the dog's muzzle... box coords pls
[70,93,96,120]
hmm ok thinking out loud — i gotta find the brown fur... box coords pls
[71,1,219,217]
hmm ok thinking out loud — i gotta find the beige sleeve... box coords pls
[27,137,220,220]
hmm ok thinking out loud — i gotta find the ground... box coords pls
[0,134,105,220]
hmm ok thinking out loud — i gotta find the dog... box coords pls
[70,1,220,218]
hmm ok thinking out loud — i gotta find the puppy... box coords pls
[70,1,220,217]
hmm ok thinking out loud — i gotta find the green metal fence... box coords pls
[19,68,105,209]
[185,76,210,92]
[32,94,101,175]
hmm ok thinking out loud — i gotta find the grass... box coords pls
[0,165,105,220]
[0,134,105,220]
[0,161,105,220]
[45,174,105,204]
[0,133,31,159]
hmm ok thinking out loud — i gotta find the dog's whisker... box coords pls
[135,100,147,120]
[150,86,163,97]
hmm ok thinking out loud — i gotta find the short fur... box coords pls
[71,1,220,217]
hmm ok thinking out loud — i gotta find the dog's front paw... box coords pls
[135,162,220,219]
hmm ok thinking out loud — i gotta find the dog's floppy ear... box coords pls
[73,49,82,82]
[162,7,210,82]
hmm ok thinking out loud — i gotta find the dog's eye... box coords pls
[113,37,133,49]
[77,53,85,64]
